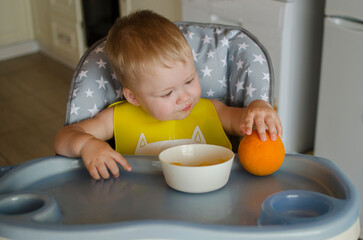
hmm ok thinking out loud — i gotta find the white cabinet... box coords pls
[31,0,51,49]
[30,0,85,68]
[0,0,34,46]
[182,0,325,153]
[1,0,85,67]
[49,0,85,67]
[120,0,181,21]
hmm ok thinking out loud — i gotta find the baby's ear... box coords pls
[123,88,140,106]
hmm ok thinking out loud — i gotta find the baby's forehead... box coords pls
[144,56,194,72]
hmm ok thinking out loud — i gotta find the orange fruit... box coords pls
[238,130,285,176]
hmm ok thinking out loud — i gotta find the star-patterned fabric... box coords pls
[65,22,274,125]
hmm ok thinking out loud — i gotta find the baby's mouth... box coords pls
[182,104,192,112]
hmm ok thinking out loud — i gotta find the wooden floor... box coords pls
[0,53,73,166]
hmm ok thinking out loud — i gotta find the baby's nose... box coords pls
[176,91,190,104]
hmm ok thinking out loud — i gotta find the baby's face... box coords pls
[132,56,201,121]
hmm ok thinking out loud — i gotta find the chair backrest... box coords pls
[65,22,274,126]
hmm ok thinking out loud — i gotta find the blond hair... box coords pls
[105,10,192,89]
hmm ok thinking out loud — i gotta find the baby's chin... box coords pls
[153,111,192,121]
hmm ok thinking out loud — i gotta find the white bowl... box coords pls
[159,144,235,193]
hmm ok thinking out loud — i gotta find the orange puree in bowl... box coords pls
[170,162,183,166]
[171,158,228,167]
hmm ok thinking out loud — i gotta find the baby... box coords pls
[54,10,282,180]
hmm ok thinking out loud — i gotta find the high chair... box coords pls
[0,22,359,240]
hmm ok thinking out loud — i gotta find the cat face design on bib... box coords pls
[134,126,206,155]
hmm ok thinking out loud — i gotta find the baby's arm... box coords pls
[211,99,282,141]
[54,107,131,180]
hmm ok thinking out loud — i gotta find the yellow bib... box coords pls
[112,98,231,155]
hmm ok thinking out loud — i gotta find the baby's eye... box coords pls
[186,77,194,84]
[161,91,172,98]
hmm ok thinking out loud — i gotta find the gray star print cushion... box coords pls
[65,22,274,126]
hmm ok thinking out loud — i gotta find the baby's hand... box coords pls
[239,100,282,141]
[80,138,132,180]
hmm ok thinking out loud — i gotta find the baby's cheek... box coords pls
[155,106,174,120]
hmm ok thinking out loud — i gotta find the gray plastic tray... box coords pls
[0,154,360,239]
